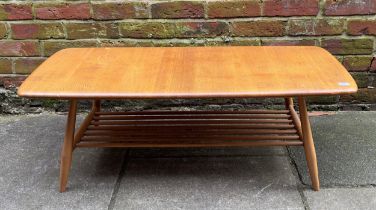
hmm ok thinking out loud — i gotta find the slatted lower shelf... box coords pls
[75,110,303,148]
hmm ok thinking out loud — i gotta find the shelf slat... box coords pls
[74,109,302,148]
[76,140,303,148]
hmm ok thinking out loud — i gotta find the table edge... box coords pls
[17,88,358,100]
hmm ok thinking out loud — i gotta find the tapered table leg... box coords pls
[60,99,77,192]
[298,97,320,191]
[285,97,303,139]
[284,97,293,110]
[73,100,99,146]
[93,100,100,127]
[93,100,101,112]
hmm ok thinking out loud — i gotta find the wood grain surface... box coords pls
[18,46,357,99]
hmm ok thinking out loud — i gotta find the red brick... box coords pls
[351,73,369,88]
[11,23,64,39]
[92,2,148,20]
[151,1,204,18]
[66,23,119,39]
[321,38,373,55]
[263,0,319,16]
[231,21,285,37]
[262,39,317,46]
[0,76,26,88]
[0,4,32,20]
[42,40,97,56]
[207,1,261,18]
[180,22,229,38]
[342,56,373,72]
[14,58,46,74]
[324,0,376,16]
[0,23,7,38]
[340,88,376,103]
[288,19,344,36]
[370,58,376,72]
[347,20,376,35]
[35,3,90,20]
[120,21,228,38]
[0,58,12,74]
[0,41,40,56]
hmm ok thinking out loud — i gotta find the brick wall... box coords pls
[0,0,375,112]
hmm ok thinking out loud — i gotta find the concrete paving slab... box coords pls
[0,114,125,210]
[113,156,304,210]
[289,112,376,186]
[3,111,375,210]
[304,187,376,210]
[129,147,287,158]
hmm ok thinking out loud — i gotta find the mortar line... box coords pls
[107,149,130,210]
[4,34,374,42]
[5,15,375,24]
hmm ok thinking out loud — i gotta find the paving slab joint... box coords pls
[286,146,312,210]
[320,184,376,189]
[107,149,130,210]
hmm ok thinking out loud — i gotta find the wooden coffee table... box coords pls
[18,46,357,192]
